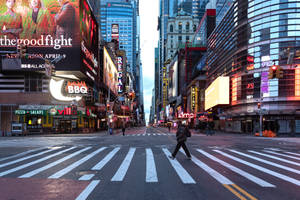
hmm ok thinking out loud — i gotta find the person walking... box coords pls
[169,121,191,160]
[168,123,171,132]
[122,126,126,136]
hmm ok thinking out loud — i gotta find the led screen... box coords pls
[205,76,229,110]
[0,0,84,73]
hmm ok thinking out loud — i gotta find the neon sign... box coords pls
[117,56,123,93]
[178,113,195,119]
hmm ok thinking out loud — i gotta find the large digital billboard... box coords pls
[205,76,229,111]
[79,0,98,81]
[0,0,98,81]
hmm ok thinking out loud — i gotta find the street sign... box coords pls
[119,96,125,101]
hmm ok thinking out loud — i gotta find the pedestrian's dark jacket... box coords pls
[176,125,187,142]
[122,127,125,132]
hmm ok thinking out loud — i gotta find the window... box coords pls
[186,36,190,41]
[170,24,173,32]
[178,36,182,41]
[186,22,190,32]
[178,22,182,32]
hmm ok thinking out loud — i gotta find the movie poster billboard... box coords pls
[0,0,98,80]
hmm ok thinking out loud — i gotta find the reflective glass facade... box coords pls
[207,0,300,126]
[101,3,135,74]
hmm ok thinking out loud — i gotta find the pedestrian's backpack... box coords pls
[185,128,191,137]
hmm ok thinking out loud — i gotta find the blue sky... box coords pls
[140,0,159,123]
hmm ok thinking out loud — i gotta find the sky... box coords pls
[140,0,159,124]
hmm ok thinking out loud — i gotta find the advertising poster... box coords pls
[79,0,98,81]
[0,0,81,71]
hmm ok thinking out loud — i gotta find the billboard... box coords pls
[0,0,98,81]
[205,77,229,110]
[103,47,118,95]
[79,0,98,81]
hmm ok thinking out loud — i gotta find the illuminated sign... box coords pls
[0,0,99,82]
[205,77,229,110]
[178,113,195,119]
[64,81,88,95]
[162,65,168,108]
[191,86,197,112]
[296,66,300,96]
[49,78,82,102]
[112,24,119,41]
[80,0,99,81]
[103,47,118,95]
[15,110,46,115]
[117,56,123,93]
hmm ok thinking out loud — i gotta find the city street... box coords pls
[0,127,299,200]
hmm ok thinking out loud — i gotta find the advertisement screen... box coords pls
[103,47,117,95]
[80,0,98,81]
[0,0,81,71]
[205,77,229,110]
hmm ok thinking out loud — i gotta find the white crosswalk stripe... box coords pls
[49,147,106,179]
[0,147,45,162]
[0,147,74,177]
[0,147,61,169]
[163,148,196,184]
[248,150,300,166]
[92,147,120,170]
[285,151,300,157]
[263,150,300,161]
[196,149,275,187]
[214,150,300,186]
[19,147,92,178]
[230,150,300,175]
[146,148,158,182]
[0,146,299,189]
[111,147,136,181]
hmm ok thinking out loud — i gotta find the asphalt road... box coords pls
[0,126,299,200]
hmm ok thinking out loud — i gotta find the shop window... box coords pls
[170,24,173,32]
[25,74,42,92]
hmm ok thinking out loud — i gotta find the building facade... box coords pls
[206,0,300,135]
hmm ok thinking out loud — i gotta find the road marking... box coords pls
[148,133,151,136]
[179,149,230,184]
[0,147,60,169]
[263,150,300,161]
[230,150,300,175]
[214,150,300,186]
[197,149,275,187]
[153,133,157,136]
[285,152,300,157]
[92,147,120,170]
[0,147,45,162]
[146,148,158,182]
[163,148,196,184]
[75,180,100,200]
[19,147,92,178]
[49,147,106,179]
[137,134,141,136]
[0,147,74,177]
[223,184,247,200]
[111,147,136,181]
[157,133,161,136]
[248,150,300,166]
[79,174,95,181]
[231,184,257,200]
[143,133,146,136]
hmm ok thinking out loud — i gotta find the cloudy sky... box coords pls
[140,0,159,124]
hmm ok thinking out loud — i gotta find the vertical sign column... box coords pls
[117,56,123,94]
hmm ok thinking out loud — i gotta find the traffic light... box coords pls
[19,45,27,58]
[276,66,284,79]
[268,65,277,79]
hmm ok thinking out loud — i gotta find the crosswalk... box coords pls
[0,145,299,199]
[122,133,203,136]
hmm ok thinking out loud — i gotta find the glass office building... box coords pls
[206,0,300,135]
[101,2,135,74]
